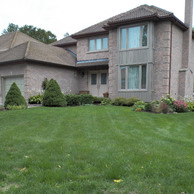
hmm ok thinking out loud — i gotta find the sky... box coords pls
[0,0,192,40]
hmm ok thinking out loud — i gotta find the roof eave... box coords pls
[71,31,109,39]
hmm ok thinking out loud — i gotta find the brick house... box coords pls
[0,0,193,104]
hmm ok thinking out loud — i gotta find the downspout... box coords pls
[169,23,173,95]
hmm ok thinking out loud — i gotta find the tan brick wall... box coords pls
[25,63,78,100]
[76,36,109,62]
[153,21,171,100]
[108,29,118,99]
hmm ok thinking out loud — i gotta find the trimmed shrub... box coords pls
[42,79,66,107]
[112,97,140,106]
[65,94,80,106]
[4,82,27,109]
[28,94,43,104]
[100,98,112,105]
[65,94,94,106]
[93,97,105,104]
[41,78,49,90]
[79,94,94,105]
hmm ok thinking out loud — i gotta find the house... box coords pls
[0,0,193,105]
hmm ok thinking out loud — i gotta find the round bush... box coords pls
[42,79,66,107]
[4,82,27,109]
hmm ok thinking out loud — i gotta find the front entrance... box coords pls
[89,70,108,97]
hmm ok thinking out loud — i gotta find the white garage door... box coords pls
[3,76,24,100]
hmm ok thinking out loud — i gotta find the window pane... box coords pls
[142,25,148,47]
[101,73,107,84]
[121,67,126,89]
[102,38,108,49]
[91,74,97,85]
[128,66,139,89]
[96,39,101,50]
[89,39,95,51]
[121,28,127,49]
[141,65,147,89]
[128,26,140,48]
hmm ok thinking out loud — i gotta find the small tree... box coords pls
[42,79,66,107]
[4,82,27,108]
[41,78,49,90]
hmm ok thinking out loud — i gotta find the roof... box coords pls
[0,40,76,67]
[51,36,77,47]
[0,31,40,52]
[72,4,188,39]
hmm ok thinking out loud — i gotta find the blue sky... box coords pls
[0,0,191,40]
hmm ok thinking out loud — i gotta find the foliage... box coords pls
[161,94,176,111]
[93,96,105,104]
[2,23,57,44]
[0,106,194,193]
[186,102,194,111]
[6,105,27,110]
[43,79,66,107]
[132,101,146,111]
[4,82,27,109]
[28,94,43,104]
[112,97,140,106]
[158,102,170,114]
[41,78,49,90]
[0,105,4,111]
[100,98,112,105]
[173,100,188,113]
[65,94,94,106]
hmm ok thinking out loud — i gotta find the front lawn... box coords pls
[0,106,193,193]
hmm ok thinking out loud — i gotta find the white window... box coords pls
[89,37,108,51]
[120,64,147,90]
[121,25,148,50]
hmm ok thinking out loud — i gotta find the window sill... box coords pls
[87,50,109,54]
[119,47,149,52]
[118,89,148,92]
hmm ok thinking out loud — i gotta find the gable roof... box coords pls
[0,40,76,67]
[72,4,188,39]
[0,31,40,52]
[51,36,77,47]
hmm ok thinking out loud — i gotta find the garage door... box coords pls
[3,76,24,101]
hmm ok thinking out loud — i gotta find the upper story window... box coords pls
[89,37,108,51]
[121,24,148,50]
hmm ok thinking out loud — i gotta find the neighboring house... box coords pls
[0,0,193,105]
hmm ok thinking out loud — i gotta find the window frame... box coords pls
[88,36,109,52]
[119,64,148,91]
[120,23,149,51]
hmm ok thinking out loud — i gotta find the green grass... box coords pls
[0,106,193,193]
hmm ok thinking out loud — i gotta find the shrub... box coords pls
[186,102,194,111]
[42,79,66,107]
[79,94,94,105]
[100,98,112,105]
[113,97,140,106]
[6,105,27,110]
[132,101,146,111]
[173,100,188,112]
[65,94,80,106]
[4,82,27,109]
[0,105,4,111]
[93,97,105,104]
[158,102,170,114]
[28,94,43,104]
[161,94,176,111]
[42,78,49,90]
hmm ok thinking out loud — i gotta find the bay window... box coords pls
[120,64,147,90]
[121,24,148,49]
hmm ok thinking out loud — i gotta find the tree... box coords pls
[42,79,66,107]
[64,32,69,38]
[2,23,57,44]
[4,82,27,108]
